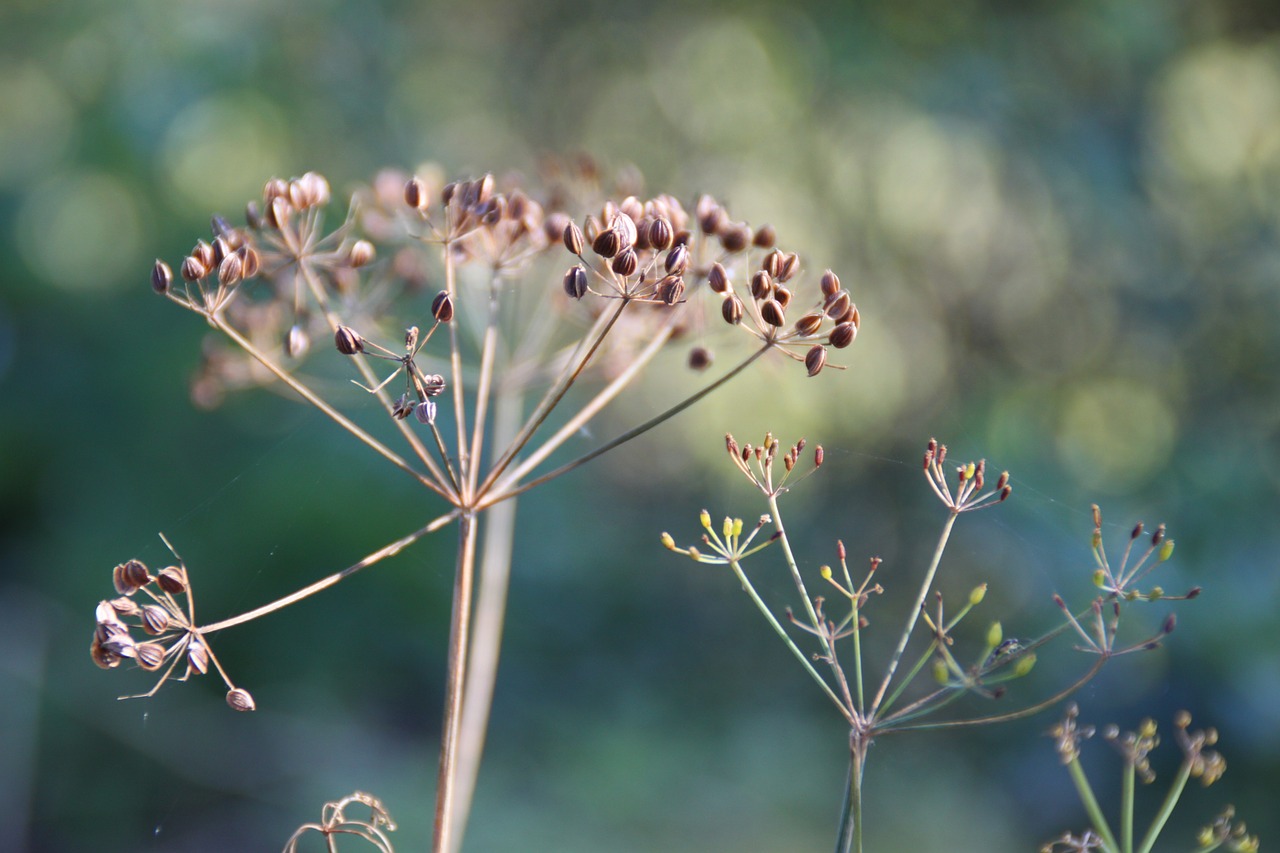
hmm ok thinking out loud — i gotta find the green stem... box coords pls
[766,492,833,663]
[869,512,957,720]
[1122,761,1135,853]
[1135,758,1193,853]
[835,736,866,853]
[1066,757,1120,853]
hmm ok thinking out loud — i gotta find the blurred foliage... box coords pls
[2,0,1278,850]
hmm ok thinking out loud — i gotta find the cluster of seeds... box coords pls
[91,550,253,711]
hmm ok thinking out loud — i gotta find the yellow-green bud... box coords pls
[660,532,675,550]
[687,546,702,561]
[700,509,711,530]
[986,621,1003,649]
[933,660,949,684]
[1093,569,1107,587]
[1092,531,1102,549]
[1013,653,1037,677]
[820,565,832,580]
[1149,586,1163,600]
[969,584,987,606]
[723,516,733,538]
[1158,539,1175,562]
[964,462,976,480]
[732,517,744,537]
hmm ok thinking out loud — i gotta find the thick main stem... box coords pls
[835,734,867,853]
[434,512,479,853]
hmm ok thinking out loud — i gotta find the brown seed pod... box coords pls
[611,246,638,276]
[820,269,841,297]
[829,321,857,349]
[266,196,291,230]
[718,222,751,253]
[722,293,745,325]
[774,285,792,309]
[563,266,588,299]
[696,194,724,234]
[136,642,166,671]
[113,559,151,595]
[109,596,141,617]
[348,239,375,268]
[760,298,786,327]
[334,326,364,355]
[263,177,289,202]
[752,223,777,249]
[156,566,187,595]
[404,176,428,210]
[151,260,172,294]
[794,312,824,336]
[217,252,243,287]
[688,347,713,370]
[226,687,257,712]
[432,290,455,322]
[90,634,121,670]
[187,638,209,675]
[592,228,619,258]
[656,275,685,305]
[563,220,584,255]
[824,290,851,320]
[140,604,170,635]
[647,217,674,251]
[610,212,637,249]
[777,252,800,282]
[665,243,690,275]
[750,270,774,301]
[761,249,783,278]
[180,255,207,282]
[238,245,260,279]
[707,262,730,294]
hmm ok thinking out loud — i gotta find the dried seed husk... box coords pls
[563,266,588,299]
[286,324,310,359]
[656,275,685,305]
[90,634,121,669]
[805,345,827,377]
[103,632,137,658]
[238,245,260,279]
[156,566,187,595]
[432,290,454,322]
[563,221,584,255]
[187,638,209,675]
[96,600,124,627]
[718,222,750,253]
[753,223,777,249]
[113,559,151,595]
[820,269,840,297]
[664,244,689,276]
[110,596,141,617]
[414,400,437,425]
[266,196,291,230]
[794,312,824,336]
[136,642,166,671]
[750,270,774,301]
[348,239,375,268]
[688,347,713,370]
[774,285,792,309]
[591,228,619,258]
[334,326,364,355]
[226,687,256,712]
[824,290,851,320]
[707,262,730,294]
[404,176,428,210]
[151,260,172,294]
[180,255,207,282]
[141,604,170,635]
[611,246,638,276]
[777,252,800,282]
[760,298,786,327]
[647,217,674,251]
[611,212,637,248]
[830,321,857,349]
[722,294,745,325]
[761,249,783,278]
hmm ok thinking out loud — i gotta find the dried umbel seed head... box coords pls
[334,326,364,355]
[611,246,638,276]
[688,346,712,370]
[151,259,173,294]
[286,324,311,358]
[156,566,187,595]
[563,220,584,255]
[829,321,857,349]
[226,687,256,712]
[805,344,827,376]
[707,262,730,294]
[113,559,151,595]
[563,266,588,299]
[722,293,745,325]
[431,290,455,322]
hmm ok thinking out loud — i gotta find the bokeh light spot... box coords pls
[1056,379,1177,493]
[0,63,75,189]
[159,92,290,214]
[16,172,144,292]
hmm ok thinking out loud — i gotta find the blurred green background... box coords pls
[3,0,1279,850]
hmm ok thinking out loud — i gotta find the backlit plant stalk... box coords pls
[93,166,860,852]
[663,436,1199,853]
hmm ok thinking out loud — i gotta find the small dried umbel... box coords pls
[92,536,252,709]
